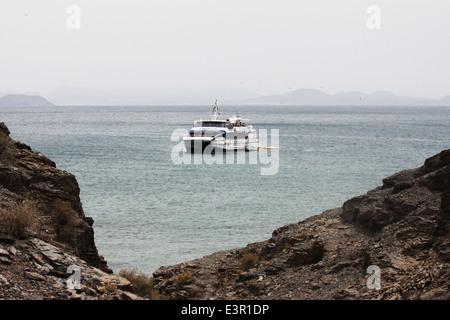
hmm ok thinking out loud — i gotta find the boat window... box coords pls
[196,121,227,128]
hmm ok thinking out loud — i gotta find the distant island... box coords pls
[43,86,450,106]
[2,88,450,106]
[0,94,54,107]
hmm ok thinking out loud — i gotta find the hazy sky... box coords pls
[1,0,449,98]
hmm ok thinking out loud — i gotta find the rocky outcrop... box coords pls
[0,122,141,300]
[0,237,141,300]
[153,150,450,300]
[0,122,106,270]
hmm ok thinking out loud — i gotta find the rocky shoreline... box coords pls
[1,121,449,300]
[152,149,450,300]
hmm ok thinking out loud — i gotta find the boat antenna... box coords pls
[212,99,220,120]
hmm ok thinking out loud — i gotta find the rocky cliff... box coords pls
[0,122,140,300]
[153,149,450,300]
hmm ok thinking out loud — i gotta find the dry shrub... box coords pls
[0,199,38,238]
[119,268,165,300]
[52,200,78,244]
[96,281,117,293]
[239,252,260,271]
[175,271,194,287]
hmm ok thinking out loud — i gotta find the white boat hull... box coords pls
[183,134,259,153]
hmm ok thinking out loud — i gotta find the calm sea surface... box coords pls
[1,105,449,274]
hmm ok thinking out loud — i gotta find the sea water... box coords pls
[1,105,449,274]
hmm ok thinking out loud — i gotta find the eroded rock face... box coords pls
[342,149,450,262]
[153,150,450,300]
[0,122,145,300]
[0,122,108,272]
[0,237,141,300]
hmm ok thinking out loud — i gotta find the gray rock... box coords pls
[24,271,46,281]
[22,293,45,300]
[0,256,12,265]
[8,246,17,256]
[0,274,9,285]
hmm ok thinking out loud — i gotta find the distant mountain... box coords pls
[441,96,450,104]
[9,86,449,106]
[0,94,54,107]
[247,88,331,105]
[45,86,108,105]
[45,85,262,105]
[251,89,450,106]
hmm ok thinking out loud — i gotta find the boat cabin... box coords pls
[194,120,233,129]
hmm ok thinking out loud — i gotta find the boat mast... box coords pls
[211,100,220,120]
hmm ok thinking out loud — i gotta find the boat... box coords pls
[183,100,259,153]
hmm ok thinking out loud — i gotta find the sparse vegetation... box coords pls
[97,281,117,293]
[0,199,37,238]
[239,252,260,271]
[119,268,165,300]
[175,271,194,287]
[52,200,78,244]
